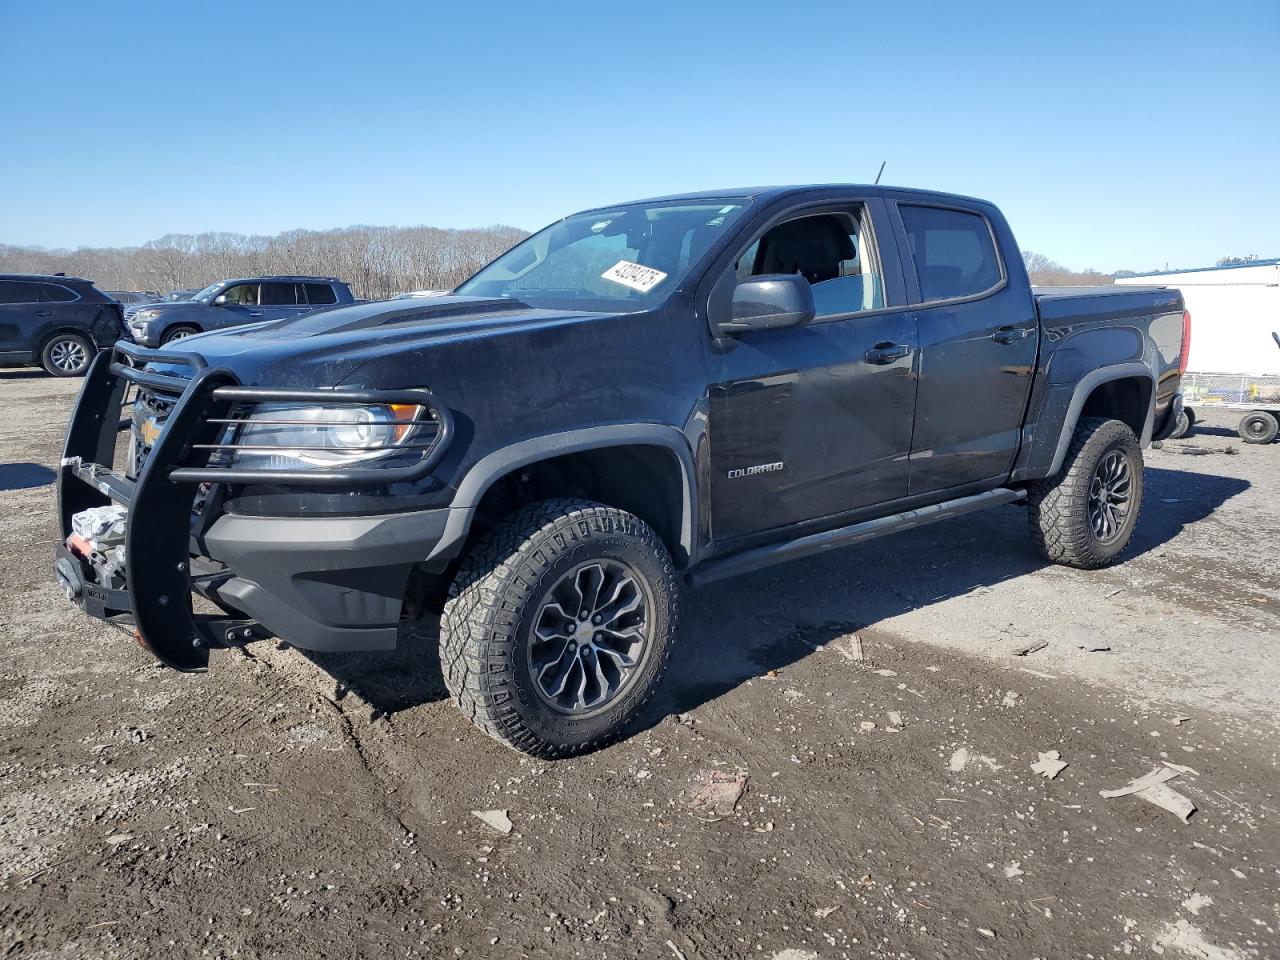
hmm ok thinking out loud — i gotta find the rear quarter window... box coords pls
[304,283,338,305]
[899,204,1003,302]
[38,283,81,303]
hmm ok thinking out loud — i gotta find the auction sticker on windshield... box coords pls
[601,260,668,293]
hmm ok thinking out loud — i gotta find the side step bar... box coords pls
[688,487,1026,587]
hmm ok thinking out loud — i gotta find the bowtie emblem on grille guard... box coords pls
[140,416,163,447]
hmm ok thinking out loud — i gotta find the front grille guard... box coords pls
[57,342,455,671]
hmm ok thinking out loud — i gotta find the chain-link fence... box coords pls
[1183,371,1280,407]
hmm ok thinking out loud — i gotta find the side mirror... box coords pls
[213,294,227,305]
[721,274,815,335]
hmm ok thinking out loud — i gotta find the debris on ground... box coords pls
[950,747,1002,773]
[837,634,865,661]
[1013,639,1049,656]
[1099,765,1197,822]
[977,927,997,939]
[471,809,514,834]
[1031,750,1068,779]
[814,905,840,919]
[1004,861,1024,878]
[1001,690,1020,708]
[689,770,748,820]
[1078,641,1112,652]
[859,720,876,731]
[887,710,903,729]
[1170,716,1192,726]
[873,668,897,677]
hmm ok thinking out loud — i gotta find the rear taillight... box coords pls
[1178,309,1192,375]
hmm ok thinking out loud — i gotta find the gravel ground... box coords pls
[1,369,1277,959]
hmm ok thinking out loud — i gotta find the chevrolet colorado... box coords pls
[55,185,1189,757]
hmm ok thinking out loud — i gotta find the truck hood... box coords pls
[156,296,609,386]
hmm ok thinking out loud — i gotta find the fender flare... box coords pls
[1046,362,1155,477]
[425,424,699,569]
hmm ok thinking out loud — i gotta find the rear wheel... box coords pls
[1238,411,1278,444]
[1028,417,1144,569]
[40,333,94,377]
[161,325,199,345]
[439,499,680,758]
[1169,408,1191,439]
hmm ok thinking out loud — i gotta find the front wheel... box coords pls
[1238,411,1278,444]
[161,325,199,345]
[439,499,680,758]
[1028,417,1144,569]
[40,333,94,377]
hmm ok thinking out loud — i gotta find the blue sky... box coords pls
[1,0,1276,271]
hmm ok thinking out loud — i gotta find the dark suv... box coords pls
[0,274,126,376]
[124,276,355,346]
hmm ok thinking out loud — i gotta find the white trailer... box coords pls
[1116,259,1280,443]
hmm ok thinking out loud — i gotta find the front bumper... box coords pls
[54,343,453,671]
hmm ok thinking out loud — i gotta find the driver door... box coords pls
[705,199,918,544]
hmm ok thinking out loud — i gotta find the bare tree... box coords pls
[0,223,529,300]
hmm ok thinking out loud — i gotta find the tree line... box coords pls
[1,228,1131,297]
[0,224,529,300]
[1021,251,1118,286]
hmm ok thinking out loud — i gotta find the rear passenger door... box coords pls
[891,201,1039,494]
[260,282,312,321]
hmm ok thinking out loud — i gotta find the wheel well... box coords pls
[1079,376,1151,438]
[162,322,201,338]
[471,446,688,564]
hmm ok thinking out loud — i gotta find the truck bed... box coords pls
[1032,285,1182,324]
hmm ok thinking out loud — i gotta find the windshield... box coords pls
[456,200,750,311]
[190,281,225,303]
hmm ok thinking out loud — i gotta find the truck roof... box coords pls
[219,275,343,283]
[592,184,991,211]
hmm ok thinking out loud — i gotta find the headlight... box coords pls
[227,403,425,471]
[132,309,159,322]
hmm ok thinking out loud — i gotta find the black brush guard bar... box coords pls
[57,342,454,671]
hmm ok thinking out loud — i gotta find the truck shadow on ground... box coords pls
[0,462,56,491]
[301,465,1249,731]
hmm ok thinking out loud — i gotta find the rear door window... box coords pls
[260,282,301,305]
[898,204,1002,302]
[304,283,337,305]
[38,283,80,302]
[0,281,47,304]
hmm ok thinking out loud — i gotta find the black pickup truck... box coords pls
[55,185,1189,757]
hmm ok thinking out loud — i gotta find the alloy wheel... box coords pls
[1088,449,1132,543]
[528,560,652,714]
[49,338,89,373]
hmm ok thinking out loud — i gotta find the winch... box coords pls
[66,504,129,591]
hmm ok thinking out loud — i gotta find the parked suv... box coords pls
[124,276,355,346]
[0,274,125,376]
[56,185,1188,758]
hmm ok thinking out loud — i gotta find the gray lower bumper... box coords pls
[201,507,451,653]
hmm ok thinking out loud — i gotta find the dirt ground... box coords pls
[1,368,1277,960]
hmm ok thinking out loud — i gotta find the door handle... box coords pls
[993,324,1033,344]
[248,311,263,317]
[865,341,912,365]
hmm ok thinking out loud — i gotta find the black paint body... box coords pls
[54,185,1186,664]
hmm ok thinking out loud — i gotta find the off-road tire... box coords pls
[40,332,94,377]
[439,499,680,758]
[1028,417,1144,569]
[1238,411,1278,445]
[161,325,199,345]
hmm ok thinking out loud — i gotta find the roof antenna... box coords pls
[874,161,886,185]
